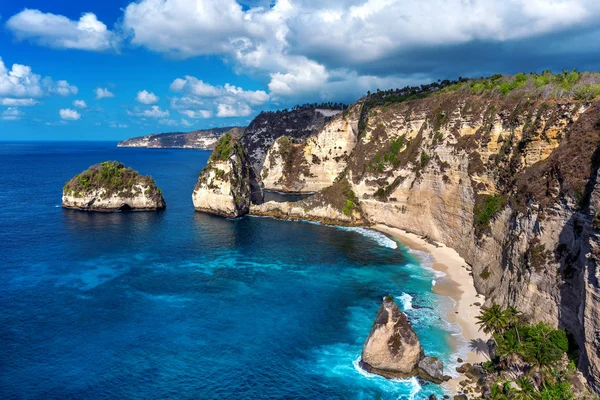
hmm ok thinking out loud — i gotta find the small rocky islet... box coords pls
[360,295,448,384]
[62,161,166,212]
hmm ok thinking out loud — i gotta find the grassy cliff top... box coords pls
[362,70,600,110]
[208,132,246,162]
[63,161,162,199]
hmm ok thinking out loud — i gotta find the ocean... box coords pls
[0,142,460,399]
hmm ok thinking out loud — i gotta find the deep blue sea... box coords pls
[0,142,461,399]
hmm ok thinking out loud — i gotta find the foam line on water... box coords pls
[337,227,398,249]
[396,292,413,311]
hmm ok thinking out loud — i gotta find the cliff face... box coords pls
[240,107,343,173]
[250,83,600,389]
[117,127,242,149]
[260,104,360,192]
[62,161,165,211]
[192,132,263,217]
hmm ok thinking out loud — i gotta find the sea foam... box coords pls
[337,227,398,249]
[396,292,413,311]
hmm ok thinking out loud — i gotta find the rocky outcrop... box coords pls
[248,73,600,390]
[192,132,263,217]
[360,296,424,378]
[62,161,165,211]
[260,104,361,192]
[240,106,343,174]
[250,177,365,225]
[418,356,445,384]
[117,127,242,149]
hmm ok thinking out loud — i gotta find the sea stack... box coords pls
[62,161,166,211]
[192,131,263,217]
[360,296,424,379]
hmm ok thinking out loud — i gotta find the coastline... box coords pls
[372,224,489,395]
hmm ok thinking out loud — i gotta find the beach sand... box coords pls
[373,224,489,395]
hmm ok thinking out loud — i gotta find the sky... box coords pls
[1,0,600,141]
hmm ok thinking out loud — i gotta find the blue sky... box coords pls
[1,0,600,141]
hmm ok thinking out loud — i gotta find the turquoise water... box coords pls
[0,142,461,399]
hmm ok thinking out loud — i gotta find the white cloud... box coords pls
[73,100,87,108]
[169,75,267,118]
[136,90,159,104]
[217,103,252,117]
[2,107,25,120]
[0,57,77,98]
[116,0,600,101]
[0,98,38,106]
[170,76,268,105]
[6,9,118,51]
[122,0,247,57]
[109,122,129,128]
[129,105,170,118]
[50,80,78,96]
[158,118,192,127]
[181,109,213,119]
[95,87,114,100]
[59,108,81,120]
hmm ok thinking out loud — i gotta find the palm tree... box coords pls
[497,329,523,378]
[504,306,523,342]
[513,377,540,400]
[489,383,509,400]
[477,304,509,343]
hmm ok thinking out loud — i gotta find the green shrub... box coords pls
[479,268,491,280]
[574,84,600,100]
[210,133,234,161]
[474,194,507,233]
[420,151,430,168]
[63,161,160,200]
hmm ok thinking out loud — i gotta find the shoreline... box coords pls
[372,224,489,395]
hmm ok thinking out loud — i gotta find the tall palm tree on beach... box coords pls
[476,304,508,343]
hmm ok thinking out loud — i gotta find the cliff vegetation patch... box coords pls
[63,161,162,200]
[473,194,507,235]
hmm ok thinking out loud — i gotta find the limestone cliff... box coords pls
[240,105,344,174]
[117,127,242,149]
[62,161,165,211]
[249,72,600,390]
[192,132,263,217]
[260,104,361,192]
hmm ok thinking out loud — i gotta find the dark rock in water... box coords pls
[443,375,452,382]
[418,356,444,384]
[359,296,423,378]
[429,395,437,400]
[457,357,463,363]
